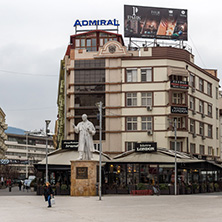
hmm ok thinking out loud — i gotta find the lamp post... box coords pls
[25,131,29,179]
[45,120,51,183]
[174,118,177,195]
[97,101,103,201]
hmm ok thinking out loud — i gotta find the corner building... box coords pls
[60,30,220,162]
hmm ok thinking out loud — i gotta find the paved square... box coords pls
[0,187,222,222]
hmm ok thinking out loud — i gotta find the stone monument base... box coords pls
[70,160,99,196]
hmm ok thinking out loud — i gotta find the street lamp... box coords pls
[45,120,51,183]
[24,131,30,179]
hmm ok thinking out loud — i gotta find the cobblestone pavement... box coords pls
[1,188,222,222]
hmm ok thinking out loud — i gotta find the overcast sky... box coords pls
[0,0,221,133]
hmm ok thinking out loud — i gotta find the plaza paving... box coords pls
[0,187,222,222]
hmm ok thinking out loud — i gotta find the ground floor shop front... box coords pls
[34,149,222,195]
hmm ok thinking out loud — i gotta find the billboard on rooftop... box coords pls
[124,5,188,40]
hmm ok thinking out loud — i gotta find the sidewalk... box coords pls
[1,192,222,222]
[0,186,36,196]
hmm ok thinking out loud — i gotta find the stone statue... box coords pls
[73,114,96,160]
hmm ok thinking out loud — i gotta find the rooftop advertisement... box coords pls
[124,5,188,40]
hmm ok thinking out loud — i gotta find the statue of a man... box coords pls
[73,114,96,160]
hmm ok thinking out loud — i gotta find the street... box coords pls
[0,187,222,222]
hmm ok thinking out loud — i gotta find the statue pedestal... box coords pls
[70,160,99,196]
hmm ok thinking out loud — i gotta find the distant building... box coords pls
[0,108,8,158]
[5,128,54,179]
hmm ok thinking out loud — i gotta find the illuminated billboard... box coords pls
[124,5,188,40]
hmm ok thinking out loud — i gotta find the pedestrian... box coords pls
[43,182,54,208]
[18,181,22,191]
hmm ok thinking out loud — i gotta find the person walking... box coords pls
[18,181,22,191]
[43,182,54,208]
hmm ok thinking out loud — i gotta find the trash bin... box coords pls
[9,186,12,192]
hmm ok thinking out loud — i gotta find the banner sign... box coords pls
[135,142,157,152]
[62,140,78,150]
[124,5,188,40]
[170,80,188,89]
[171,106,188,114]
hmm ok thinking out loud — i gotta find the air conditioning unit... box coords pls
[192,87,196,93]
[202,135,206,140]
[201,113,205,118]
[146,106,152,111]
[192,110,196,115]
[147,130,153,135]
[192,133,196,138]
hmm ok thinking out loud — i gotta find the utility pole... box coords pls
[45,120,51,183]
[98,101,103,201]
[174,118,177,195]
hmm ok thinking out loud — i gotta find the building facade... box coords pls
[5,132,54,179]
[0,108,8,158]
[57,30,220,162]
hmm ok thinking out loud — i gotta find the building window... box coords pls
[207,104,212,117]
[199,100,204,113]
[216,108,219,119]
[199,122,204,136]
[173,93,184,105]
[170,141,182,152]
[216,148,219,156]
[216,127,219,140]
[199,78,203,92]
[190,143,196,154]
[141,117,152,130]
[126,93,137,106]
[207,82,212,96]
[216,87,218,99]
[208,147,213,155]
[126,142,137,151]
[190,96,195,110]
[190,119,195,134]
[208,125,212,138]
[141,92,152,106]
[126,69,137,82]
[199,145,205,155]
[174,117,185,129]
[127,117,137,131]
[190,74,195,88]
[141,68,152,82]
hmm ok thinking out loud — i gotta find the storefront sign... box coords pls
[135,142,157,152]
[62,140,78,150]
[76,167,88,179]
[170,80,188,89]
[124,5,187,40]
[171,106,188,114]
[73,19,119,27]
[0,159,28,165]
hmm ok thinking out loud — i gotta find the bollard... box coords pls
[9,186,12,192]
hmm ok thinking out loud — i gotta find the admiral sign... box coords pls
[171,106,188,114]
[136,142,157,152]
[124,5,188,40]
[73,19,119,27]
[62,140,78,150]
[170,80,188,89]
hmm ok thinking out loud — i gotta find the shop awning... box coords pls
[36,149,111,166]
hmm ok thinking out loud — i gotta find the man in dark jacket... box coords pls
[43,182,54,208]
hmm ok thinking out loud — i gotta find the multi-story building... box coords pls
[57,29,220,162]
[0,108,8,158]
[5,130,54,179]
